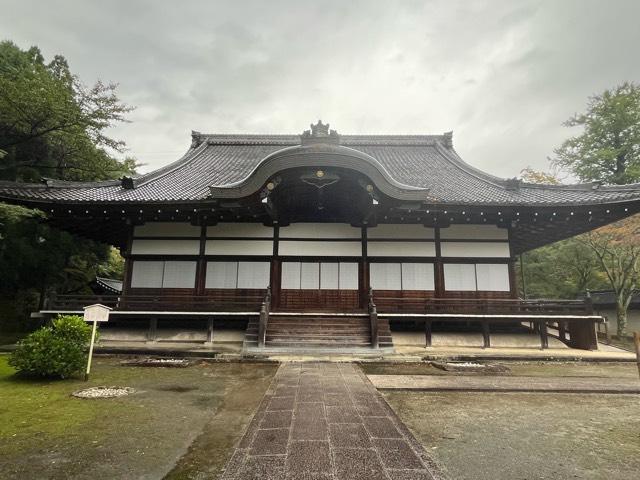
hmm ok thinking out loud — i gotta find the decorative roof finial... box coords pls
[191,130,204,148]
[443,131,453,149]
[301,120,340,145]
[311,120,330,137]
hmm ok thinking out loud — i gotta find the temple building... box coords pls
[2,120,640,352]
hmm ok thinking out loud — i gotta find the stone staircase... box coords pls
[244,314,394,352]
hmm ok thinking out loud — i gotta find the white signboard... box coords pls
[83,304,112,322]
[82,304,111,380]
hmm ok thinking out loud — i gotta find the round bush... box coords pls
[9,315,94,378]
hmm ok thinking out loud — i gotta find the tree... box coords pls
[520,167,561,185]
[0,40,137,181]
[581,216,640,337]
[553,82,640,185]
[518,238,607,300]
[517,168,608,300]
[0,41,134,331]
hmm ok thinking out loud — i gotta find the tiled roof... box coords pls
[2,132,640,206]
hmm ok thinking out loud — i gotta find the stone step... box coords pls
[243,313,394,351]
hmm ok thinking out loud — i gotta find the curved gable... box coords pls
[208,142,433,201]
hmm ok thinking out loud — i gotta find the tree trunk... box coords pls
[616,300,628,337]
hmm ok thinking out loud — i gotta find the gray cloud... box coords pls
[1,0,639,178]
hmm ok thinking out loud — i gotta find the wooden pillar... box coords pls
[508,260,518,299]
[360,226,369,309]
[434,227,444,299]
[482,320,491,348]
[425,319,432,348]
[195,224,207,295]
[205,317,214,344]
[558,320,567,342]
[147,317,158,343]
[539,320,548,349]
[122,225,135,296]
[270,224,281,310]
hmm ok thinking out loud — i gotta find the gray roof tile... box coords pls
[2,133,640,206]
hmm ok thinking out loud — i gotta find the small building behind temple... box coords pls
[2,120,640,352]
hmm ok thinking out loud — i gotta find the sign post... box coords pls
[83,304,111,381]
[634,332,640,380]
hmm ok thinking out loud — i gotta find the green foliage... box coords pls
[0,40,137,182]
[9,315,93,378]
[0,41,131,330]
[517,238,608,299]
[553,82,640,185]
[0,213,113,298]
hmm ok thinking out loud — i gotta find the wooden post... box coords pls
[558,321,567,342]
[539,320,548,350]
[82,304,111,381]
[634,332,640,379]
[206,317,214,345]
[482,320,490,349]
[85,319,98,381]
[368,288,379,349]
[258,303,267,348]
[148,317,158,343]
[425,320,432,348]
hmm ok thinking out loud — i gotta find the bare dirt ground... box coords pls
[377,361,640,480]
[361,360,640,378]
[0,355,277,480]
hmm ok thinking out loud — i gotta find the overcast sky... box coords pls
[2,0,639,178]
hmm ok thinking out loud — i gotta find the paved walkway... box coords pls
[368,374,640,393]
[221,362,444,480]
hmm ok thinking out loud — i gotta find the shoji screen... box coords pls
[369,263,402,290]
[443,264,477,291]
[131,261,164,288]
[475,264,510,291]
[162,261,197,288]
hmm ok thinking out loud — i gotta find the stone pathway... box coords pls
[368,374,640,393]
[221,362,445,480]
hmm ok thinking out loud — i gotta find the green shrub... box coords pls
[9,315,94,378]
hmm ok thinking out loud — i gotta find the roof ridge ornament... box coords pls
[300,120,340,145]
[191,130,204,148]
[443,131,453,148]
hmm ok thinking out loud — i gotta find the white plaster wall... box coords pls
[205,239,273,255]
[440,242,510,258]
[279,240,361,256]
[279,223,361,239]
[131,239,200,255]
[206,223,273,238]
[440,224,508,240]
[134,222,200,237]
[367,242,436,257]
[367,224,435,239]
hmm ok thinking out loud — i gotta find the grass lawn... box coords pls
[0,354,277,479]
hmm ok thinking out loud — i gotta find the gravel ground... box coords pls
[382,376,640,479]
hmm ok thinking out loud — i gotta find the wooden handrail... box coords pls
[48,292,266,312]
[371,293,592,315]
